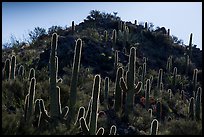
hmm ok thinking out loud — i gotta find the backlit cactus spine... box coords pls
[10,55,16,79]
[115,67,124,112]
[150,119,158,135]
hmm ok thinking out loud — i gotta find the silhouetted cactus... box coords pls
[156,69,163,96]
[145,79,151,110]
[166,56,172,73]
[28,68,35,81]
[188,33,193,59]
[148,108,153,118]
[109,125,117,135]
[10,55,16,79]
[103,30,108,42]
[85,97,92,127]
[112,29,117,50]
[115,67,124,112]
[172,67,177,90]
[192,69,198,93]
[195,87,201,121]
[120,47,142,116]
[72,21,75,35]
[89,75,101,135]
[135,20,137,25]
[156,101,162,122]
[68,38,82,125]
[25,77,36,123]
[142,60,147,94]
[104,77,109,109]
[150,119,158,135]
[167,29,170,36]
[145,22,148,30]
[188,97,195,120]
[96,127,105,135]
[4,59,10,80]
[18,65,24,79]
[75,106,86,126]
[49,33,60,120]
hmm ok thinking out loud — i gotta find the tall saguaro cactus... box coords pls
[192,69,198,94]
[10,55,16,79]
[90,75,101,135]
[145,79,151,110]
[69,38,83,124]
[25,77,36,123]
[188,33,193,60]
[156,69,163,96]
[28,68,35,81]
[188,97,195,120]
[112,29,117,50]
[120,47,142,116]
[104,77,109,109]
[49,33,60,119]
[72,21,75,35]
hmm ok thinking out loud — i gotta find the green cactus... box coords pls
[89,75,101,135]
[104,77,109,109]
[145,79,150,110]
[28,68,35,81]
[109,125,117,135]
[115,67,124,112]
[150,119,158,135]
[142,61,147,95]
[114,50,119,73]
[188,97,195,120]
[195,87,201,121]
[10,55,16,79]
[68,38,82,125]
[72,21,75,35]
[156,101,162,122]
[85,97,92,127]
[166,56,172,73]
[25,77,36,123]
[4,59,11,80]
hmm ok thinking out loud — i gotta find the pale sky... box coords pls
[2,2,202,50]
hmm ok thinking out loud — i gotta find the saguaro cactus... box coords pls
[25,77,36,123]
[18,65,25,79]
[192,69,198,93]
[156,69,163,96]
[112,29,117,50]
[28,68,35,81]
[49,33,60,119]
[103,30,108,42]
[188,97,195,120]
[120,47,142,116]
[150,119,158,135]
[75,106,86,126]
[68,38,82,124]
[10,55,16,79]
[109,125,117,135]
[4,59,11,80]
[89,75,101,135]
[72,21,75,35]
[188,33,193,59]
[195,87,201,121]
[115,67,124,112]
[104,77,109,108]
[145,79,151,110]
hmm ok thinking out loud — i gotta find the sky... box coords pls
[2,2,202,50]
